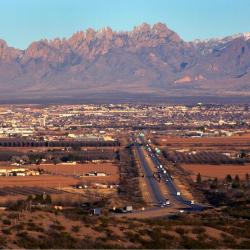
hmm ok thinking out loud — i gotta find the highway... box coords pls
[134,142,166,205]
[134,135,204,211]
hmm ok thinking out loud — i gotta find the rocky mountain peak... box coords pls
[0,23,249,101]
[0,39,22,61]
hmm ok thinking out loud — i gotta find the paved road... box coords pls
[111,136,205,218]
[142,139,204,211]
[134,143,166,205]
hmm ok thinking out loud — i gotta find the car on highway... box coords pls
[159,199,171,207]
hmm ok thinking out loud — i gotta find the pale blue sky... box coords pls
[1,0,250,49]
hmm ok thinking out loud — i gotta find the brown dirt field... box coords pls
[0,175,79,188]
[0,194,26,204]
[36,163,119,176]
[181,163,250,180]
[156,135,250,147]
[0,163,119,199]
[0,163,119,177]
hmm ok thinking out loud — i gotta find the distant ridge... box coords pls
[0,23,250,102]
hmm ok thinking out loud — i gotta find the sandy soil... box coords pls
[181,163,250,180]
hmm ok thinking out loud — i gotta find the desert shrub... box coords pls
[192,226,206,234]
[26,222,44,232]
[221,233,237,248]
[239,240,250,249]
[124,231,144,244]
[2,219,11,225]
[224,206,250,219]
[2,228,11,235]
[62,208,90,222]
[71,225,80,233]
[180,235,217,249]
[50,223,65,231]
[175,227,187,235]
[8,212,19,219]
[95,236,108,242]
[44,231,77,249]
[0,235,7,247]
[16,231,29,238]
[11,223,25,231]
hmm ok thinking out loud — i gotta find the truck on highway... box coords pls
[122,205,133,213]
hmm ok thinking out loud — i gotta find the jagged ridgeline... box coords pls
[0,23,250,101]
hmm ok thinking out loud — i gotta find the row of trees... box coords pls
[0,140,119,147]
[196,173,250,189]
[164,150,248,165]
[5,149,115,164]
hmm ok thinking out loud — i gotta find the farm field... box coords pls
[0,175,78,188]
[36,163,119,176]
[0,163,120,200]
[156,135,250,149]
[181,163,250,180]
[0,163,119,185]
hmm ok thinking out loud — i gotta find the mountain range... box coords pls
[0,23,250,103]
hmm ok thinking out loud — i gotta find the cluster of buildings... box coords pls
[0,167,40,176]
[0,104,249,142]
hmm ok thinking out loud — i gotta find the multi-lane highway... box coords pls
[147,144,204,211]
[134,142,166,205]
[134,135,204,211]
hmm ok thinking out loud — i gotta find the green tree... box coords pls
[45,194,52,204]
[210,178,218,189]
[246,173,249,184]
[196,173,202,184]
[225,174,232,183]
[239,150,247,158]
[232,175,240,188]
